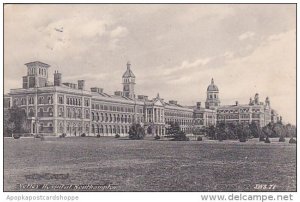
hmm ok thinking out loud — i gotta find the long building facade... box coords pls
[4,61,280,137]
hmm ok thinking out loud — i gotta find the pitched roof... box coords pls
[24,61,50,68]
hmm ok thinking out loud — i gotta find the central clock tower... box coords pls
[122,61,136,99]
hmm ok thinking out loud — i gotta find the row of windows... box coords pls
[92,103,136,113]
[165,118,193,126]
[13,96,53,106]
[26,108,53,117]
[91,112,144,123]
[58,123,130,134]
[28,67,47,76]
[165,110,193,118]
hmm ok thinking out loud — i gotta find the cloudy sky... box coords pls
[4,4,296,124]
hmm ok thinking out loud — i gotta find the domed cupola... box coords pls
[205,78,220,109]
[207,78,219,92]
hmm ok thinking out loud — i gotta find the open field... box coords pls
[4,137,296,192]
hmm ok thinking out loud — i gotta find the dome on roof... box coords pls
[122,61,135,78]
[207,78,219,91]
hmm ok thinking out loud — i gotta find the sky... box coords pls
[4,4,296,124]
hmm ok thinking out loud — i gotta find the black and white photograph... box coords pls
[2,2,297,196]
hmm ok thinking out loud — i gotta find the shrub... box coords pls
[154,135,160,140]
[115,134,120,138]
[96,134,101,138]
[265,137,271,143]
[239,137,247,142]
[129,124,146,140]
[13,134,21,139]
[197,136,203,141]
[81,133,86,137]
[289,138,297,144]
[279,136,285,142]
[259,136,265,142]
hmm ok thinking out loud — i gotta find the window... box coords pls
[92,112,95,121]
[49,123,53,132]
[39,108,44,117]
[48,96,53,104]
[67,108,71,118]
[48,108,53,116]
[21,98,26,105]
[59,108,64,117]
[77,109,81,118]
[58,96,64,104]
[29,109,34,117]
[38,97,44,104]
[13,98,18,106]
[85,110,89,119]
[29,97,34,104]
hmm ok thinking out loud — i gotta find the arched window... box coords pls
[49,123,53,132]
[85,110,89,119]
[38,97,44,104]
[48,96,53,104]
[40,123,44,131]
[86,124,89,133]
[39,108,44,117]
[29,109,34,117]
[92,112,95,121]
[48,108,53,117]
[96,113,99,121]
[73,108,76,118]
[59,123,64,133]
[67,108,71,118]
[59,108,64,117]
[13,98,18,106]
[21,98,26,105]
[67,123,70,132]
[77,109,81,118]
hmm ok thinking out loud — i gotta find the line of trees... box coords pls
[196,121,296,141]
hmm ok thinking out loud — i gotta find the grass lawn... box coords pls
[4,137,296,192]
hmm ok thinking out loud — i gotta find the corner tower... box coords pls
[122,61,136,99]
[23,61,50,89]
[205,78,220,109]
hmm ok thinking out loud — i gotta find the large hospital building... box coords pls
[4,61,280,136]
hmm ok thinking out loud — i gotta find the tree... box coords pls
[166,122,189,141]
[249,121,261,138]
[205,125,217,140]
[129,123,146,140]
[4,106,29,136]
[166,122,181,135]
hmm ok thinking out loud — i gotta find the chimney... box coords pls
[196,102,201,109]
[54,70,62,86]
[235,101,239,106]
[78,80,85,90]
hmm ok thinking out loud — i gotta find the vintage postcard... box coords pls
[3,4,296,193]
